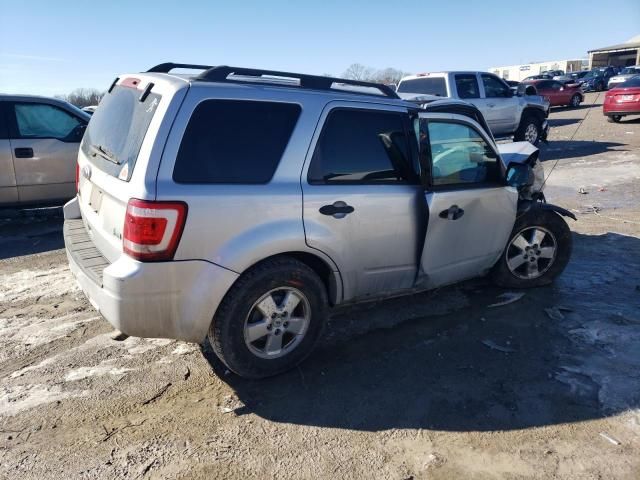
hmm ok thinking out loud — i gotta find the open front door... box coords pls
[417,113,518,289]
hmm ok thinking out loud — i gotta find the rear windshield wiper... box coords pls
[89,143,119,164]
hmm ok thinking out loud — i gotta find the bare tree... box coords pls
[342,63,376,81]
[57,88,105,108]
[374,68,408,85]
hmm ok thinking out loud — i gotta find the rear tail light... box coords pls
[123,199,188,262]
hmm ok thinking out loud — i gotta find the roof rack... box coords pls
[197,66,399,98]
[147,63,213,73]
[145,63,399,99]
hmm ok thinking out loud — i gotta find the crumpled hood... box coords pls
[497,141,539,169]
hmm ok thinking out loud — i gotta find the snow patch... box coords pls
[0,266,79,302]
[0,384,84,416]
[65,359,133,382]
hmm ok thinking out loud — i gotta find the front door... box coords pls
[8,102,85,204]
[477,73,520,136]
[417,113,518,289]
[302,104,425,302]
[0,103,18,205]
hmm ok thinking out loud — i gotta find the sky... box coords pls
[1,0,639,96]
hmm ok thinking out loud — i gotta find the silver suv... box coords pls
[396,72,550,145]
[64,63,574,378]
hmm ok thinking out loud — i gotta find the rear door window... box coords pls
[81,85,161,181]
[174,100,301,184]
[454,74,480,99]
[308,109,416,184]
[13,103,82,141]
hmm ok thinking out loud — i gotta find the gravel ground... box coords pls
[0,92,639,479]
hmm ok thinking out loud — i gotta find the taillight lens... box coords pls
[123,199,188,262]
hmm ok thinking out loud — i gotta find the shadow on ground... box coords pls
[203,232,640,433]
[539,140,626,161]
[547,118,582,128]
[0,208,64,260]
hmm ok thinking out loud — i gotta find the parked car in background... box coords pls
[568,70,590,81]
[603,76,640,123]
[64,63,574,378]
[523,74,553,81]
[397,71,550,144]
[580,67,616,91]
[552,75,578,85]
[607,66,640,89]
[0,95,90,206]
[523,79,583,108]
[541,70,564,77]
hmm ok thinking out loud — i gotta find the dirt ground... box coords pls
[1,92,639,479]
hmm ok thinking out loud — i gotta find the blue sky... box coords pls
[1,0,639,96]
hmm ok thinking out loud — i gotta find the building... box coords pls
[588,35,640,68]
[488,59,584,82]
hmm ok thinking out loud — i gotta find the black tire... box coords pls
[570,94,581,108]
[607,115,622,123]
[209,256,328,379]
[513,112,543,145]
[491,209,572,288]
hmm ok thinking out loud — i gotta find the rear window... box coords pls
[173,100,301,184]
[81,84,161,181]
[397,77,447,97]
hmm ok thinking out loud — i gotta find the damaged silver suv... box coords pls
[64,63,574,378]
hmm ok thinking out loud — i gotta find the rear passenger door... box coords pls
[302,103,425,302]
[0,102,19,205]
[8,102,86,204]
[478,73,519,135]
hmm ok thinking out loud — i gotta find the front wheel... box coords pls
[570,94,581,108]
[491,209,572,288]
[209,257,328,378]
[514,113,542,145]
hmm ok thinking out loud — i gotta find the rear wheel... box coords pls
[514,113,542,145]
[607,115,622,123]
[570,94,581,108]
[491,209,572,288]
[209,257,328,379]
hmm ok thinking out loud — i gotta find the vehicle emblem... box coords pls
[82,164,92,180]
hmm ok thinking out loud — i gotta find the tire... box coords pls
[491,209,572,288]
[514,113,542,145]
[607,115,622,123]
[570,94,581,108]
[209,256,328,379]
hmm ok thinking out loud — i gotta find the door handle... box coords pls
[14,147,34,158]
[439,205,464,220]
[319,201,354,218]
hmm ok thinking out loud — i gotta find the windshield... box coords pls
[621,67,640,75]
[397,77,448,97]
[81,85,161,181]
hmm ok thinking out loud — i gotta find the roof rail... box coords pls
[147,63,214,73]
[194,65,400,99]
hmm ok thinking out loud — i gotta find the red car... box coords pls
[603,76,640,123]
[523,79,583,108]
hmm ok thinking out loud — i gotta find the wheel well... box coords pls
[522,107,545,123]
[248,252,339,306]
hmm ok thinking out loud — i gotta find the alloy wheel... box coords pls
[506,226,557,280]
[524,123,539,144]
[244,287,311,359]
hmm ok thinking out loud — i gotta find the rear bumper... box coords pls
[603,104,640,115]
[64,199,239,342]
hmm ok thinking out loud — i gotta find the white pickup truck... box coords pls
[397,71,550,144]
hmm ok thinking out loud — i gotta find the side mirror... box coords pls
[506,163,534,188]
